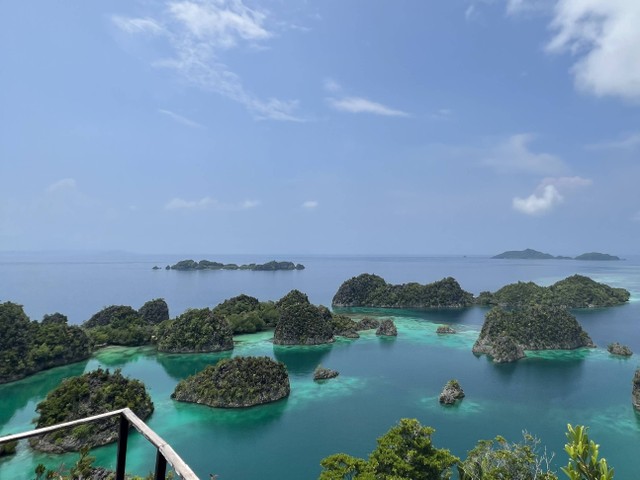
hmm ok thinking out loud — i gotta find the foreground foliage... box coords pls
[0,303,91,384]
[320,422,614,480]
[319,419,458,479]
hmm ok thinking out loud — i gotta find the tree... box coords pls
[561,425,614,480]
[458,433,557,479]
[319,419,458,480]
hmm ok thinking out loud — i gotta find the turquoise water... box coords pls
[1,254,640,478]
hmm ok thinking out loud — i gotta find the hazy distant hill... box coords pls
[492,248,620,261]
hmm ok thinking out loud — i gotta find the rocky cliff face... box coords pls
[172,356,290,408]
[376,319,398,337]
[439,380,465,405]
[633,370,640,411]
[473,305,594,363]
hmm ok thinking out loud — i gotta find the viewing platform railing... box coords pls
[0,408,199,480]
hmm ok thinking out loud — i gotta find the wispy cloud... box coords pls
[46,178,77,193]
[327,96,409,117]
[165,196,260,211]
[545,0,640,102]
[587,132,640,150]
[113,1,302,121]
[506,0,553,16]
[482,133,567,175]
[301,200,318,209]
[158,109,205,129]
[512,176,592,215]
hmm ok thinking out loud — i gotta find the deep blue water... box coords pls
[1,253,639,479]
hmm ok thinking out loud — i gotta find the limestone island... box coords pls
[30,368,153,453]
[633,370,640,411]
[156,307,233,353]
[473,305,595,363]
[169,259,305,271]
[171,356,290,408]
[476,274,629,308]
[212,294,279,334]
[376,319,398,336]
[314,366,339,381]
[332,273,474,309]
[273,290,335,345]
[439,379,465,405]
[437,325,456,334]
[0,302,91,384]
[83,299,169,347]
[492,248,621,261]
[608,343,633,356]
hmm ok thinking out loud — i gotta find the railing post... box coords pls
[155,448,167,480]
[116,413,130,480]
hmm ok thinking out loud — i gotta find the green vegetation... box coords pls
[212,294,278,334]
[320,422,614,480]
[170,259,304,270]
[319,418,458,479]
[332,274,474,308]
[274,290,334,345]
[31,368,153,452]
[138,298,170,325]
[171,356,290,407]
[477,275,629,308]
[83,304,156,346]
[473,305,594,363]
[562,425,614,480]
[156,308,233,353]
[0,302,91,384]
[0,439,17,457]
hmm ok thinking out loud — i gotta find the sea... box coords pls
[1,252,639,479]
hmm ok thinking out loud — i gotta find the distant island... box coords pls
[168,259,305,271]
[492,248,620,261]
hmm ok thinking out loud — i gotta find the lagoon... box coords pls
[1,253,639,479]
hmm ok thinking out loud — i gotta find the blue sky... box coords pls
[1,0,639,255]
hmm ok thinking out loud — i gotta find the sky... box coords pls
[1,0,639,255]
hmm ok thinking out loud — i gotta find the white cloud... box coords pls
[165,196,215,210]
[587,132,640,150]
[112,16,164,35]
[158,109,205,129]
[482,134,567,175]
[302,200,318,209]
[546,0,640,102]
[113,1,302,121]
[513,175,591,215]
[513,184,563,215]
[323,78,342,93]
[165,196,260,211]
[327,96,409,117]
[46,178,77,193]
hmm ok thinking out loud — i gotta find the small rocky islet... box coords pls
[171,356,290,408]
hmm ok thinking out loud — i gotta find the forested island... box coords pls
[30,368,153,452]
[156,308,234,353]
[82,299,169,346]
[0,302,91,384]
[168,259,305,271]
[332,274,474,308]
[171,356,290,407]
[274,290,335,345]
[473,305,595,362]
[476,274,630,308]
[492,248,621,261]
